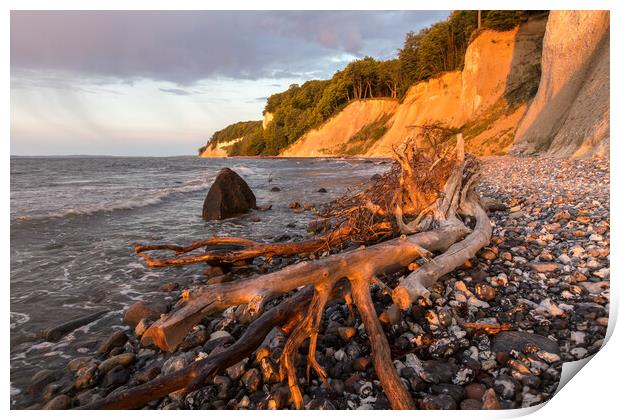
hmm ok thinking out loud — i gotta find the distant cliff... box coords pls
[199,11,609,160]
[511,11,610,158]
[198,120,261,157]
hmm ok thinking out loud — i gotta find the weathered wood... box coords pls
[142,225,467,352]
[104,131,493,411]
[392,200,492,310]
[80,288,313,410]
[136,225,370,267]
[350,277,415,409]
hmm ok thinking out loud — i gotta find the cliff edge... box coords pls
[511,11,610,158]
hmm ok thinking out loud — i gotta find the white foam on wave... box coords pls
[13,176,211,222]
[10,312,30,329]
[231,165,256,176]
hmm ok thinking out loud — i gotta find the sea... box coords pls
[9,155,389,407]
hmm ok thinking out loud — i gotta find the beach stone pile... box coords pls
[23,156,609,410]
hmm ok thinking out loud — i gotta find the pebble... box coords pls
[338,326,357,342]
[241,368,261,392]
[419,394,457,410]
[464,383,486,400]
[98,353,136,374]
[481,388,501,409]
[97,331,128,355]
[42,394,71,410]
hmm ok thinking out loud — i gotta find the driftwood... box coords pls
[94,132,491,410]
[81,288,314,409]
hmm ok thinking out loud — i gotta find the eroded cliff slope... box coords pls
[511,11,610,158]
[280,99,398,157]
[367,16,547,156]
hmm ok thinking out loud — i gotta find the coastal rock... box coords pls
[419,394,457,410]
[102,365,130,388]
[241,368,262,392]
[461,399,483,410]
[134,363,162,384]
[179,327,208,351]
[97,331,128,355]
[464,383,486,401]
[205,330,234,353]
[98,353,136,374]
[491,331,560,355]
[42,394,71,410]
[202,168,257,220]
[28,369,61,396]
[67,357,96,372]
[123,301,168,328]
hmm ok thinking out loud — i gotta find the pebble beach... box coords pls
[19,156,610,410]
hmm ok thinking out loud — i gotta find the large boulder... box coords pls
[202,168,257,220]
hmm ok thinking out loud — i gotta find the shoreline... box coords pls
[11,155,610,410]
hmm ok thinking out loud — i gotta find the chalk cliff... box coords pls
[199,137,244,158]
[366,15,547,156]
[511,11,610,158]
[280,100,398,157]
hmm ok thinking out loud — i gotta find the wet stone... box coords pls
[98,353,136,374]
[159,282,179,292]
[481,388,501,410]
[226,358,248,381]
[464,383,486,401]
[42,394,72,410]
[74,365,98,390]
[102,365,130,388]
[179,327,208,351]
[241,368,262,392]
[97,331,127,354]
[67,357,96,372]
[492,331,560,355]
[28,369,61,396]
[419,394,457,410]
[430,383,465,402]
[493,375,520,400]
[204,330,234,353]
[161,352,193,376]
[460,398,483,410]
[337,326,357,342]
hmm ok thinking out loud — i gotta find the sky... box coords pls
[10,11,449,156]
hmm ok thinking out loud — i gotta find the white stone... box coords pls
[558,254,572,264]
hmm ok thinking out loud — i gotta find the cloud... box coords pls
[11,10,449,85]
[159,87,191,96]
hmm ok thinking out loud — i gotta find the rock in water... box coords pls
[202,168,256,220]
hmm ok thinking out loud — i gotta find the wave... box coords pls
[12,177,212,223]
[10,312,30,329]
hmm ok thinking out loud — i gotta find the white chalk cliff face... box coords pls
[262,112,274,130]
[199,137,244,157]
[512,11,610,158]
[366,16,547,157]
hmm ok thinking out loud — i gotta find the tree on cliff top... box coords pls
[208,10,525,157]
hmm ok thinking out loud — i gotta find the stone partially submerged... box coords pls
[202,168,257,220]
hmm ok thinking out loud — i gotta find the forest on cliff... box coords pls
[200,10,531,157]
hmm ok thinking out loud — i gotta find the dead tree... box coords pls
[90,132,491,410]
